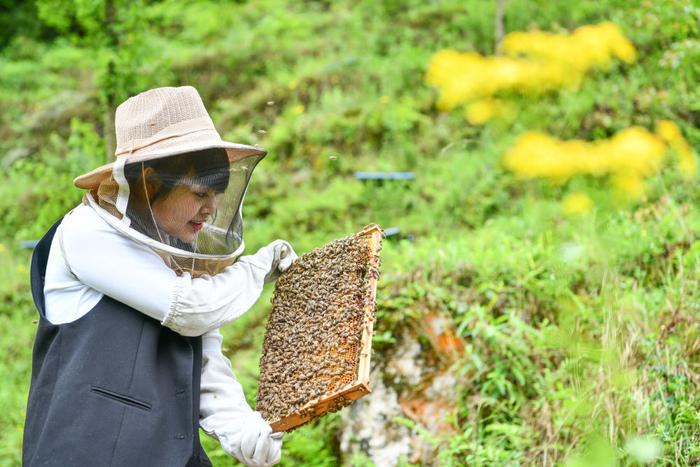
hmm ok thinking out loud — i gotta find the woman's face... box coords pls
[151,181,220,243]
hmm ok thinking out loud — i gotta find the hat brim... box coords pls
[74,141,267,190]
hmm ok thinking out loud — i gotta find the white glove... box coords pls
[220,411,283,466]
[257,240,298,283]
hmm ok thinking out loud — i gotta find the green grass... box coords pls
[2,0,700,465]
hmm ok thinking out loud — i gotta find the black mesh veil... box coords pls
[84,147,265,277]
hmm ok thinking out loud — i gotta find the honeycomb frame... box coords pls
[256,224,383,432]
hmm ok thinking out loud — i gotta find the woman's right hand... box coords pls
[225,411,282,466]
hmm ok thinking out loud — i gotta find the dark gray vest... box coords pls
[23,219,212,467]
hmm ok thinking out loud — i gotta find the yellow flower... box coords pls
[678,152,697,178]
[606,127,667,175]
[656,119,682,141]
[0,243,6,254]
[464,98,506,125]
[562,193,593,215]
[291,104,305,115]
[611,173,645,199]
[379,95,390,104]
[656,120,697,178]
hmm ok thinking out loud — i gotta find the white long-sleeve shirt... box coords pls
[43,203,273,451]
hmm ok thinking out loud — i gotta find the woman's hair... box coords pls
[124,147,230,202]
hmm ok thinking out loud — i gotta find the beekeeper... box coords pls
[23,86,295,467]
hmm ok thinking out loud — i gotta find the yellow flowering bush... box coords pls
[426,50,570,111]
[426,22,636,115]
[502,122,696,199]
[501,22,636,72]
[426,21,696,205]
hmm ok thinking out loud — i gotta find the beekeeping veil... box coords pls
[73,86,266,277]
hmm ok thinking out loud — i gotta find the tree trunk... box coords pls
[104,0,118,162]
[103,83,116,162]
[495,0,506,54]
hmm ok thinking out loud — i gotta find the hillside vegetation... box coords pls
[2,1,700,465]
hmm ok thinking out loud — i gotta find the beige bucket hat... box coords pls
[74,86,266,190]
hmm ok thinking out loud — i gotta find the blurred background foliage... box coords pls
[1,0,700,465]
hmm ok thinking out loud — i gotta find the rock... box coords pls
[340,369,412,466]
[340,326,462,465]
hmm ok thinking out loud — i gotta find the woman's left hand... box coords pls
[261,240,298,283]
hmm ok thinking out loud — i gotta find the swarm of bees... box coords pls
[256,224,383,431]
